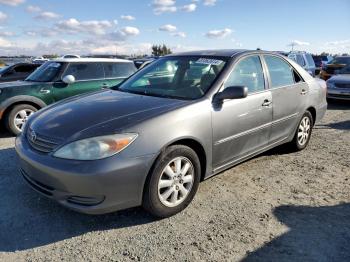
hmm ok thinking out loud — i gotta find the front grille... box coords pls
[26,128,61,153]
[335,83,350,89]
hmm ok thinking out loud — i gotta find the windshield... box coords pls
[329,57,350,65]
[117,56,227,100]
[0,66,9,74]
[26,61,64,82]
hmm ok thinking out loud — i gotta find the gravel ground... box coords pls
[0,100,349,262]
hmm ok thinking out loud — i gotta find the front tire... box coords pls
[5,104,37,135]
[143,145,201,218]
[290,111,313,151]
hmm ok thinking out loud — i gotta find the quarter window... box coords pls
[64,63,104,81]
[264,56,295,88]
[224,55,265,93]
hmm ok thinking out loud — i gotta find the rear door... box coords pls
[102,62,137,88]
[262,55,309,143]
[212,55,273,170]
[52,62,105,101]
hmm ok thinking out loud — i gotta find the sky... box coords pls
[0,0,349,56]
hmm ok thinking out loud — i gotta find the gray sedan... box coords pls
[16,50,327,218]
[326,66,350,100]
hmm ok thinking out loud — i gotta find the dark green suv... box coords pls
[0,58,136,135]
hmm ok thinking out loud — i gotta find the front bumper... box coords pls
[15,135,156,214]
[327,88,350,101]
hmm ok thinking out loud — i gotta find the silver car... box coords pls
[16,50,327,217]
[326,66,350,100]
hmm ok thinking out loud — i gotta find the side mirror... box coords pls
[214,86,248,103]
[62,75,75,84]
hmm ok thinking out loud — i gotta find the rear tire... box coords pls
[5,104,37,135]
[143,145,201,218]
[289,111,313,151]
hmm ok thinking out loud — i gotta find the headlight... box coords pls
[53,133,138,160]
[327,82,335,89]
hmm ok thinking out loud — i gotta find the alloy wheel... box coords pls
[13,109,35,132]
[158,156,194,208]
[298,116,311,146]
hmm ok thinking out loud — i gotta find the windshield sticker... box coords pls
[48,62,61,68]
[195,58,223,66]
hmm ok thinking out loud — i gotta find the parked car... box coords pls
[0,63,41,83]
[32,57,50,64]
[312,55,333,75]
[16,50,327,218]
[61,54,80,59]
[0,58,137,135]
[288,51,316,76]
[326,65,350,100]
[320,56,350,81]
[133,58,156,69]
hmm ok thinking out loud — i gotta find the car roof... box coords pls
[170,49,250,57]
[168,49,288,58]
[52,58,133,63]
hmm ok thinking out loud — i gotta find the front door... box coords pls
[212,55,273,170]
[53,62,105,101]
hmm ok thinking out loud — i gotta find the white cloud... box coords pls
[171,31,186,38]
[325,39,350,46]
[55,18,114,35]
[26,5,41,13]
[0,0,25,6]
[0,11,8,23]
[120,15,135,21]
[205,28,232,39]
[159,24,177,32]
[35,11,60,20]
[0,37,11,47]
[181,3,196,12]
[0,31,15,37]
[203,0,216,6]
[152,0,177,15]
[287,40,310,47]
[120,26,140,36]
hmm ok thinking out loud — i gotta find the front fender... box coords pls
[0,95,47,119]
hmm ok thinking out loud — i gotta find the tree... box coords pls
[151,44,172,56]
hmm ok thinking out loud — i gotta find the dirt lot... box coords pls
[0,101,349,262]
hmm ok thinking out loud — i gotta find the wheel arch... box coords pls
[306,106,316,125]
[0,96,46,120]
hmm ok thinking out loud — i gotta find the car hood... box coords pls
[29,90,188,141]
[0,80,34,89]
[328,74,350,83]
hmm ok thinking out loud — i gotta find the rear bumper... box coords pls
[15,135,156,214]
[316,101,327,124]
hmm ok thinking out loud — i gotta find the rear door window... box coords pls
[64,63,104,81]
[264,55,296,88]
[14,65,36,73]
[103,62,137,78]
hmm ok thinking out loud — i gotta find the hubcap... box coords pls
[297,116,311,146]
[158,156,194,207]
[14,109,35,132]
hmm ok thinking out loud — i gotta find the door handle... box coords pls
[39,89,50,94]
[101,83,109,88]
[262,99,272,107]
[301,89,308,95]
